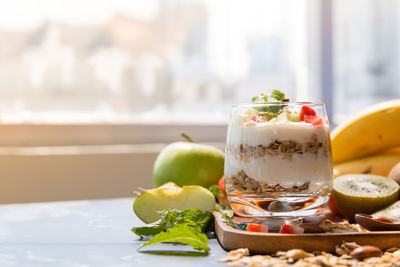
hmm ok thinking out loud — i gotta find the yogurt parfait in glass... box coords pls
[225,91,333,219]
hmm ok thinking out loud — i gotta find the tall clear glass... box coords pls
[224,102,333,219]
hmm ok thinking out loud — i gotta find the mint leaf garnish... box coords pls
[132,209,213,237]
[157,209,213,233]
[252,90,286,103]
[140,224,210,253]
[133,209,214,254]
[221,210,235,228]
[208,184,224,198]
[132,222,163,237]
[257,105,282,115]
[214,203,230,212]
[221,209,248,231]
[270,89,285,101]
[251,90,287,117]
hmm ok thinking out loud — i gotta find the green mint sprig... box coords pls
[221,209,248,231]
[141,224,210,253]
[132,209,213,254]
[251,90,285,103]
[208,184,224,198]
[251,90,286,116]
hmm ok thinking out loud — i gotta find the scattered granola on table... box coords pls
[335,241,360,256]
[319,220,368,233]
[218,243,400,267]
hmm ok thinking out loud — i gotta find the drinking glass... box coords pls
[224,102,333,219]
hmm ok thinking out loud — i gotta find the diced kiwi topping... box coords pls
[287,113,300,122]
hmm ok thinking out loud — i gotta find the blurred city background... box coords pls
[0,0,398,125]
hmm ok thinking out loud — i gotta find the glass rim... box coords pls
[232,101,325,107]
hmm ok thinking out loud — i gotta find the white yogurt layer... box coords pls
[228,120,329,147]
[224,154,332,188]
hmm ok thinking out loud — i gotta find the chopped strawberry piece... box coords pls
[312,117,324,126]
[327,195,342,216]
[280,224,304,234]
[218,176,226,195]
[304,115,324,126]
[255,114,267,123]
[217,176,230,206]
[247,223,268,232]
[304,115,318,123]
[300,106,316,121]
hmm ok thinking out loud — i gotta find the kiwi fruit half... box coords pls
[372,200,400,220]
[333,174,400,220]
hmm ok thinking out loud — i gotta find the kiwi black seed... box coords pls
[333,174,400,220]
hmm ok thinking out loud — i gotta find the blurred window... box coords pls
[333,0,400,123]
[0,0,312,124]
[0,0,398,125]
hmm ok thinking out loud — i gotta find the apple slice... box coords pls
[133,182,216,223]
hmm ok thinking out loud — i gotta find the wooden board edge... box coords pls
[214,211,400,254]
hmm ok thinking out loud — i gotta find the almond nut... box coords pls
[350,246,382,260]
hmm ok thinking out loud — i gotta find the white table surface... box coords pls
[0,198,227,267]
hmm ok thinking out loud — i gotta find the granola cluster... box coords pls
[319,220,367,233]
[230,134,328,162]
[226,170,309,194]
[218,244,400,267]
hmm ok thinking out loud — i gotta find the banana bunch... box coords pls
[332,99,400,177]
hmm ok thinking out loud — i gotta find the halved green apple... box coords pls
[153,141,224,188]
[133,182,216,223]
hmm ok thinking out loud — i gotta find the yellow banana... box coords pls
[332,99,400,164]
[333,148,400,178]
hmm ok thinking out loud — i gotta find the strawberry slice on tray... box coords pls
[280,224,304,234]
[247,223,269,233]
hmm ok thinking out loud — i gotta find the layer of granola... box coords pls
[226,170,310,194]
[228,133,329,162]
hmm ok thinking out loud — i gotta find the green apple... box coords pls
[153,142,224,187]
[133,182,216,223]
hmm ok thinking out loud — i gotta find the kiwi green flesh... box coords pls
[373,200,400,220]
[287,113,300,122]
[333,174,400,220]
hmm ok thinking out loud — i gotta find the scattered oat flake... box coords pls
[217,248,249,262]
[319,220,368,233]
[335,241,361,256]
[218,245,400,267]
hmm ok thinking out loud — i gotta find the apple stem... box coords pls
[181,133,193,143]
[131,191,141,196]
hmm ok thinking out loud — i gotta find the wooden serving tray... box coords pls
[214,211,400,254]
